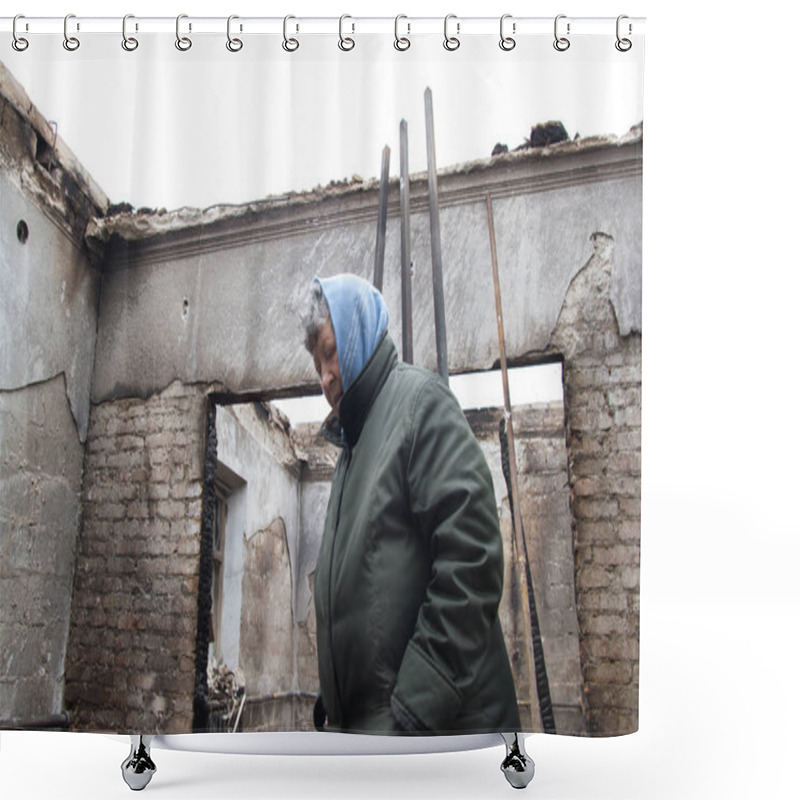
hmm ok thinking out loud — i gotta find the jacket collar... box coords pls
[338,332,397,446]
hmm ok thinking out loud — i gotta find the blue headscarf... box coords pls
[316,274,389,394]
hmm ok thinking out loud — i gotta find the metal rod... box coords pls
[486,192,541,731]
[399,119,413,364]
[373,145,390,291]
[424,87,448,384]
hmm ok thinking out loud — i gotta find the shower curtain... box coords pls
[1,9,644,748]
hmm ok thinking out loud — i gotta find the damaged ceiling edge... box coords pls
[86,123,643,250]
[0,62,110,257]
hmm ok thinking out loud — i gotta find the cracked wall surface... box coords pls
[0,63,107,727]
[550,233,641,734]
[89,128,641,404]
[0,375,84,722]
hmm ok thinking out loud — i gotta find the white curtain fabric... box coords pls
[4,23,643,210]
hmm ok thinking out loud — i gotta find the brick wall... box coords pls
[65,381,208,733]
[551,232,641,734]
[466,404,586,735]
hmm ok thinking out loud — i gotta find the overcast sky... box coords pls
[2,10,644,210]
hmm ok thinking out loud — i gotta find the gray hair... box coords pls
[301,280,331,353]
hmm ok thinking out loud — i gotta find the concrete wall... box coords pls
[0,63,107,726]
[0,376,84,723]
[87,129,641,403]
[214,403,300,677]
[214,402,317,731]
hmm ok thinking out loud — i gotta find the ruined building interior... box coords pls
[0,59,642,738]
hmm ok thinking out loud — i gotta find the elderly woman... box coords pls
[303,273,520,735]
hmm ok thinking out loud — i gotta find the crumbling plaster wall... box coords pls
[87,129,641,403]
[550,233,641,735]
[0,63,107,725]
[0,376,84,724]
[67,127,641,734]
[214,403,302,713]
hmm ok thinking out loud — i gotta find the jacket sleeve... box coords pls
[390,375,505,732]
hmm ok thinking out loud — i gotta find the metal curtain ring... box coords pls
[443,14,460,51]
[226,15,243,52]
[394,15,410,51]
[615,14,632,52]
[12,15,29,51]
[338,14,355,51]
[63,14,80,51]
[176,14,192,51]
[553,14,570,51]
[499,14,515,51]
[122,14,138,51]
[283,15,299,52]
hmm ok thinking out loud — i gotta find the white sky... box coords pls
[1,3,644,210]
[274,362,564,424]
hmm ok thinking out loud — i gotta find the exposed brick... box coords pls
[589,635,639,662]
[620,566,640,590]
[586,683,639,711]
[573,497,618,520]
[607,386,641,409]
[579,565,616,590]
[583,660,633,685]
[571,455,608,478]
[618,498,641,519]
[569,407,614,432]
[554,248,641,735]
[66,382,208,733]
[607,452,641,476]
[579,589,628,612]
[612,405,641,428]
[609,366,641,384]
[619,520,641,541]
[590,545,640,566]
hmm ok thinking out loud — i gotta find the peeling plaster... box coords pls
[85,124,642,248]
[1,62,108,443]
[89,128,642,405]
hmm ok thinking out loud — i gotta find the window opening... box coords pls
[272,362,563,426]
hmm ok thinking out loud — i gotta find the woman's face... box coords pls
[312,318,343,416]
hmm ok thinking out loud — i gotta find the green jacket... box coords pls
[314,333,520,734]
